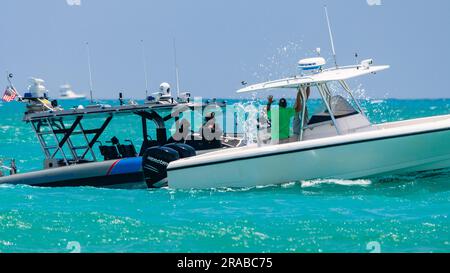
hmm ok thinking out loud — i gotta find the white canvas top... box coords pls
[236,65,390,93]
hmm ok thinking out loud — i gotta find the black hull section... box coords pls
[33,172,146,189]
[0,158,147,189]
[0,144,198,189]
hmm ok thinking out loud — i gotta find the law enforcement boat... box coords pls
[0,82,244,188]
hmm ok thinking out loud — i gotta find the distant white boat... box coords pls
[58,84,86,100]
[371,99,385,104]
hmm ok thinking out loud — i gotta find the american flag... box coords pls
[2,86,17,102]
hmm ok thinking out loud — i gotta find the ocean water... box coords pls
[0,98,449,253]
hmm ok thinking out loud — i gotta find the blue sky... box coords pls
[1,0,449,99]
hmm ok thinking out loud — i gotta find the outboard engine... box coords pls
[142,146,179,188]
[164,143,196,158]
[142,144,196,188]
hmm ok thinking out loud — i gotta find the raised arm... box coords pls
[266,95,274,112]
[294,89,303,113]
[294,86,311,113]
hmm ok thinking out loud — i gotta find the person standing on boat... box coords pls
[266,96,299,144]
[200,112,222,141]
[293,85,311,139]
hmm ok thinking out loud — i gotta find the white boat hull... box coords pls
[58,95,86,100]
[167,115,450,189]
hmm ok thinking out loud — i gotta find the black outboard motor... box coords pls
[164,143,196,158]
[142,144,196,188]
[142,146,180,188]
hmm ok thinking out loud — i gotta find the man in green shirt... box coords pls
[267,87,308,143]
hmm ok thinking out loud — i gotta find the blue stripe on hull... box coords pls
[109,157,143,175]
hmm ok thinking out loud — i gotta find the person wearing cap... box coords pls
[266,87,308,144]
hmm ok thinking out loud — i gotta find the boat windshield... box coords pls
[308,95,358,125]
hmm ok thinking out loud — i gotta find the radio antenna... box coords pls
[324,5,338,68]
[173,38,180,98]
[85,42,94,103]
[6,71,13,86]
[5,71,20,98]
[141,39,149,98]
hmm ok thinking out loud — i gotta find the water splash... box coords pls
[251,41,304,84]
[233,98,265,146]
[327,80,397,124]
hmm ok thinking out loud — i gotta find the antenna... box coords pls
[6,71,22,99]
[141,39,149,98]
[85,42,94,103]
[324,5,338,68]
[173,38,180,98]
[6,71,13,86]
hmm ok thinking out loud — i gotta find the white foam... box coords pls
[301,179,372,188]
[0,184,15,189]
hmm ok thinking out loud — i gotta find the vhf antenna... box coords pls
[85,42,94,103]
[141,39,149,98]
[324,5,338,68]
[5,71,20,98]
[173,38,180,98]
[6,71,13,86]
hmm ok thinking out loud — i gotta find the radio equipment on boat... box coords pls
[360,59,374,70]
[298,57,326,73]
[85,42,94,103]
[178,92,191,103]
[22,78,61,113]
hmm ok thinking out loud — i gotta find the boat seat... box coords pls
[308,95,360,126]
[118,144,137,158]
[185,137,222,151]
[99,145,121,160]
[308,111,358,125]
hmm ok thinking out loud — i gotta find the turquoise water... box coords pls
[0,99,449,253]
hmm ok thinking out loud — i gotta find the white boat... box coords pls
[58,84,86,100]
[165,57,450,189]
